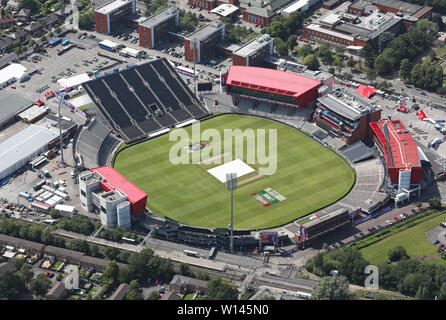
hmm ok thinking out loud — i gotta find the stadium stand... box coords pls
[76,119,120,168]
[82,58,210,143]
[339,141,374,163]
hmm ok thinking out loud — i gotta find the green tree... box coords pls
[104,247,121,261]
[179,263,193,277]
[335,46,345,58]
[0,271,26,299]
[68,239,90,254]
[118,268,132,284]
[146,291,160,300]
[260,295,275,300]
[400,59,412,81]
[286,35,297,50]
[128,248,154,283]
[360,44,375,68]
[78,10,95,30]
[317,44,334,65]
[274,37,288,56]
[103,261,119,288]
[366,68,377,84]
[438,282,446,300]
[378,31,395,53]
[19,0,39,13]
[303,54,320,71]
[398,273,431,297]
[388,246,409,263]
[296,43,313,57]
[90,244,100,258]
[429,198,442,210]
[311,276,350,300]
[17,264,34,286]
[328,67,335,74]
[126,280,144,300]
[347,56,356,69]
[208,277,239,300]
[30,273,52,296]
[334,56,345,75]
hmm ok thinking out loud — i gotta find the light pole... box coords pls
[193,37,197,97]
[226,172,237,253]
[58,91,66,165]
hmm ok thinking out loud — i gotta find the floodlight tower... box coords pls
[58,91,66,165]
[193,37,198,97]
[226,172,237,253]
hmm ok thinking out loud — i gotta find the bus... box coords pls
[176,66,196,78]
[296,291,311,300]
[183,249,199,257]
[208,246,216,259]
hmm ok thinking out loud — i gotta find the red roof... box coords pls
[369,120,420,170]
[355,85,377,98]
[90,166,147,205]
[226,65,321,98]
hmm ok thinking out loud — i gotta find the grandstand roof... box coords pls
[369,119,421,170]
[90,165,147,205]
[226,65,321,98]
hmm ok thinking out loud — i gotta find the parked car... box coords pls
[377,225,383,229]
[386,220,392,225]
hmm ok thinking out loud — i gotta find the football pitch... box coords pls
[113,114,355,230]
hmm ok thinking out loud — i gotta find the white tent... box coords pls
[57,73,91,88]
[0,63,28,87]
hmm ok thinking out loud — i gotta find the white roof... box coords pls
[282,0,310,14]
[99,39,119,49]
[120,47,140,55]
[96,0,129,14]
[57,73,91,88]
[55,204,76,212]
[210,4,239,17]
[0,124,58,178]
[0,63,28,86]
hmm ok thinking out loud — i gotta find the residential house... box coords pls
[109,283,129,300]
[0,37,14,53]
[17,8,31,22]
[0,15,14,28]
[161,291,182,300]
[8,29,28,41]
[170,275,209,295]
[0,233,45,256]
[6,0,20,11]
[41,13,59,30]
[24,22,43,35]
[45,281,67,300]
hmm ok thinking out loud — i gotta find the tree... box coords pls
[78,10,95,30]
[30,273,52,296]
[360,44,375,68]
[19,0,39,13]
[366,68,377,84]
[118,268,132,284]
[90,244,100,258]
[286,35,297,50]
[104,247,121,261]
[378,31,395,53]
[334,56,345,75]
[207,277,239,300]
[303,54,320,71]
[179,263,193,277]
[17,263,34,286]
[429,198,442,210]
[317,44,334,65]
[128,248,154,283]
[311,276,350,300]
[438,282,446,300]
[296,43,313,58]
[335,46,345,58]
[398,273,431,297]
[400,59,412,81]
[126,280,144,300]
[0,271,26,299]
[347,56,356,69]
[274,37,288,56]
[260,295,275,300]
[103,261,119,288]
[388,246,409,263]
[374,54,395,75]
[328,67,335,74]
[68,239,90,254]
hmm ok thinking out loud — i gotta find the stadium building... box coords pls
[79,166,147,229]
[294,208,351,248]
[138,8,179,49]
[225,65,322,108]
[348,0,432,20]
[314,88,381,144]
[82,58,210,144]
[232,34,274,67]
[184,21,225,63]
[369,119,422,188]
[94,0,136,34]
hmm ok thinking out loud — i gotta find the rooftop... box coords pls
[0,91,33,126]
[371,0,422,14]
[301,208,349,229]
[90,165,147,205]
[96,0,132,14]
[233,34,273,57]
[317,88,380,121]
[226,65,322,98]
[209,3,239,17]
[139,7,178,28]
[185,21,224,41]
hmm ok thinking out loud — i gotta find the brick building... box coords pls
[184,21,225,63]
[94,0,136,34]
[138,7,179,48]
[232,34,273,67]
